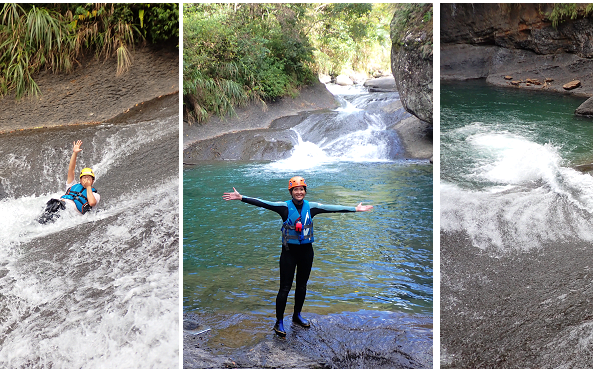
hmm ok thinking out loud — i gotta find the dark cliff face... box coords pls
[390,4,433,125]
[441,4,593,58]
[441,4,593,97]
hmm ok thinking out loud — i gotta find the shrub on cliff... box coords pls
[0,3,178,99]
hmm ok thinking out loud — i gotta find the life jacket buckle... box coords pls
[295,218,303,233]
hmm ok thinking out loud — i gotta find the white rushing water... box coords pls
[441,128,593,252]
[0,117,178,368]
[266,84,404,172]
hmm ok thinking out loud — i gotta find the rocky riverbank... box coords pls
[0,44,179,132]
[183,310,432,369]
[183,78,432,163]
[441,4,593,115]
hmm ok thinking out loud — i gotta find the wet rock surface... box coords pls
[183,310,432,369]
[441,4,593,97]
[182,81,339,148]
[441,44,593,96]
[575,96,593,117]
[0,44,178,132]
[441,231,593,368]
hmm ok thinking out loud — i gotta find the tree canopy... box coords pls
[183,3,394,124]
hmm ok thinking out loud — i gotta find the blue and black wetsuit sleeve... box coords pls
[241,196,289,220]
[309,202,356,218]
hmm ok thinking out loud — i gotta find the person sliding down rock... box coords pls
[223,176,373,337]
[38,140,101,224]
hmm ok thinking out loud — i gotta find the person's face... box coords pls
[80,175,94,187]
[291,186,306,201]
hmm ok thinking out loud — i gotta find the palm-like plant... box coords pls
[65,4,139,76]
[0,3,146,99]
[0,3,72,98]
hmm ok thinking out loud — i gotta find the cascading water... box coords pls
[183,83,432,368]
[268,84,408,171]
[441,80,593,368]
[0,97,179,368]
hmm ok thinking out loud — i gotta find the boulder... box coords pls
[335,75,354,86]
[563,80,581,90]
[504,75,513,80]
[575,96,593,116]
[390,4,433,124]
[318,74,331,84]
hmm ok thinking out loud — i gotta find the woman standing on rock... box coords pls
[223,176,373,337]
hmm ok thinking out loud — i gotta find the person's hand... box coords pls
[72,140,83,154]
[222,187,242,201]
[81,176,93,188]
[355,202,373,212]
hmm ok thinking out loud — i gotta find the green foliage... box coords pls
[183,3,396,124]
[547,3,593,27]
[306,3,393,76]
[0,4,72,98]
[183,3,315,123]
[0,3,179,99]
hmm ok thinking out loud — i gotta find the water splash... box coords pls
[264,86,402,172]
[0,115,179,368]
[441,130,593,252]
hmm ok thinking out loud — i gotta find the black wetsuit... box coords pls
[241,196,356,320]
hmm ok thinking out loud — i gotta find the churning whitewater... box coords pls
[0,102,179,368]
[442,128,593,253]
[441,81,593,368]
[266,84,407,172]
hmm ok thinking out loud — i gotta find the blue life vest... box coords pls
[281,200,314,245]
[61,183,97,214]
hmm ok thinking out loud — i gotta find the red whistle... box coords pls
[295,221,303,232]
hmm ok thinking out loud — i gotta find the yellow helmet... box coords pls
[80,168,95,179]
[288,176,307,190]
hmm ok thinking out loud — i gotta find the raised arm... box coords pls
[67,140,83,184]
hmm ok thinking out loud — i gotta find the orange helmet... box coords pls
[288,176,307,190]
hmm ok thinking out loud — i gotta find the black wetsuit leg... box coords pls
[38,198,66,224]
[276,243,314,320]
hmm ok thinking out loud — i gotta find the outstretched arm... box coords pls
[222,187,242,201]
[222,187,288,219]
[67,140,83,184]
[310,201,373,217]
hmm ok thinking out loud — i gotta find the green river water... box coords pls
[184,160,432,317]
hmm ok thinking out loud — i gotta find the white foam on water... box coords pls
[266,112,393,172]
[90,119,177,179]
[441,127,593,252]
[0,117,178,368]
[468,133,563,188]
[441,163,593,252]
[0,179,178,368]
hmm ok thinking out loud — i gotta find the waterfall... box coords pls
[266,84,406,171]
